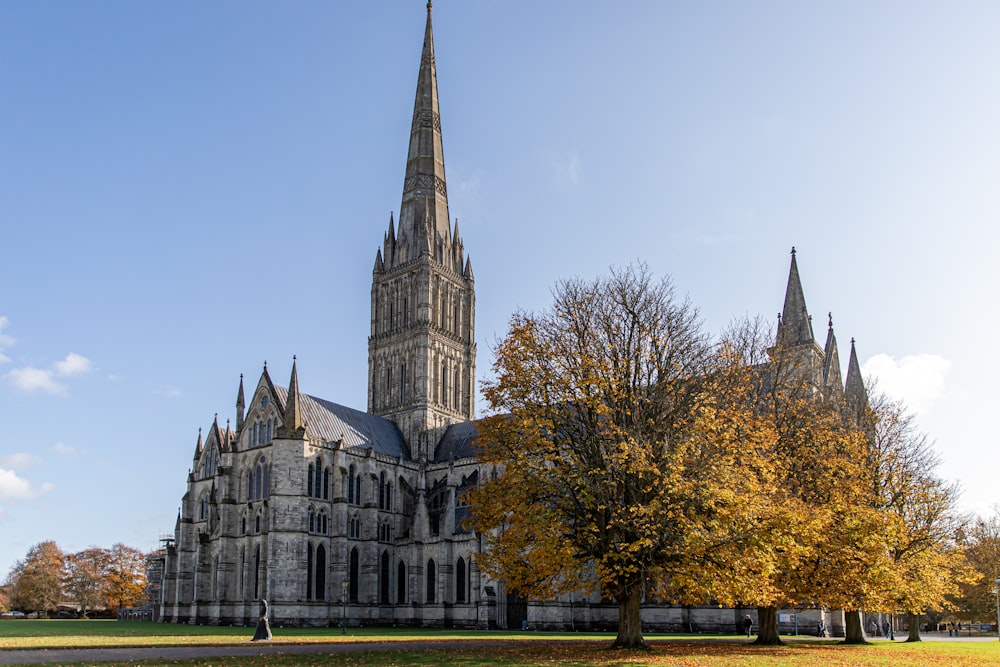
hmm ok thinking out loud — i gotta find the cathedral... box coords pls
[160,3,866,633]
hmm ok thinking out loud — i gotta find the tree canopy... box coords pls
[470,265,759,648]
[469,266,968,648]
[9,541,64,614]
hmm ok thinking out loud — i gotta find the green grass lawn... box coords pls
[0,621,998,666]
[0,620,619,648]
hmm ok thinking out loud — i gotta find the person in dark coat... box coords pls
[744,614,754,638]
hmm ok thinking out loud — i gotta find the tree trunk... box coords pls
[906,612,922,642]
[754,606,783,645]
[843,609,867,644]
[612,581,647,649]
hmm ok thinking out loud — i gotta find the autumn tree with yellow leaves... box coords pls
[952,511,1000,622]
[859,393,975,642]
[469,265,777,649]
[695,317,888,646]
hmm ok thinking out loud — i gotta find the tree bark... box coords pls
[612,581,647,649]
[754,606,783,645]
[906,612,922,642]
[843,608,867,644]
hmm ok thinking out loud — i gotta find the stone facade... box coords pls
[160,4,865,633]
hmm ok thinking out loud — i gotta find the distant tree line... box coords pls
[1,541,148,617]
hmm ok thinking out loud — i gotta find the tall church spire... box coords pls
[399,0,450,245]
[369,4,476,460]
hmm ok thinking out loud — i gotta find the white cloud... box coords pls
[548,151,582,187]
[51,442,77,457]
[0,468,53,501]
[0,453,42,470]
[862,353,951,415]
[54,352,92,376]
[5,366,67,395]
[0,316,13,364]
[154,385,183,398]
[4,352,92,395]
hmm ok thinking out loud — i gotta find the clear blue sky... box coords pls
[2,1,998,577]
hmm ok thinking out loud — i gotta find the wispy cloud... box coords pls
[4,352,93,396]
[548,151,582,188]
[51,442,77,458]
[0,316,14,364]
[0,453,42,470]
[862,353,951,415]
[154,385,183,398]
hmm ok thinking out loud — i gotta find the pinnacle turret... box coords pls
[844,338,868,420]
[236,374,245,431]
[278,356,306,438]
[822,313,844,401]
[776,247,815,347]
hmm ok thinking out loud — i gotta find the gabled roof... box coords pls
[271,385,410,459]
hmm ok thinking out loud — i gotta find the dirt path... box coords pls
[0,638,526,666]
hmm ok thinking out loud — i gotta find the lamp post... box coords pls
[341,579,349,635]
[993,579,1000,642]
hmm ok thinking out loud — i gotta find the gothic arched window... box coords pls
[400,363,407,403]
[380,550,390,604]
[456,557,466,603]
[253,546,261,599]
[315,544,326,601]
[441,361,448,408]
[306,542,314,600]
[349,547,360,603]
[239,548,246,599]
[307,464,314,497]
[426,558,436,603]
[397,560,406,604]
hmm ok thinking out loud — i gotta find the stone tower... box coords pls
[368,1,476,460]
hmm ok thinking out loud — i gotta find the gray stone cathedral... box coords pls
[160,3,867,634]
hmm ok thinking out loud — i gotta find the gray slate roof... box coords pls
[433,420,480,462]
[273,386,410,459]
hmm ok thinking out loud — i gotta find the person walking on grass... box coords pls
[744,614,754,638]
